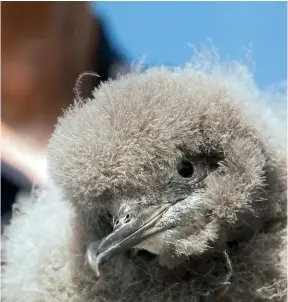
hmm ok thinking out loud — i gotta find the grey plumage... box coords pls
[2,52,287,302]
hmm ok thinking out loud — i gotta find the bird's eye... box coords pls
[177,160,195,178]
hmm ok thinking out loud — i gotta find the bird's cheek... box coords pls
[134,235,165,255]
[174,220,220,257]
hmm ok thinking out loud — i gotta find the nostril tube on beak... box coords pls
[124,213,131,223]
[114,212,132,229]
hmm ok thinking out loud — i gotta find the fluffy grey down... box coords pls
[2,50,287,302]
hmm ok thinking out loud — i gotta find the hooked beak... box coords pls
[86,204,170,277]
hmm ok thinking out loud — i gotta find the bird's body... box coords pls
[2,54,287,302]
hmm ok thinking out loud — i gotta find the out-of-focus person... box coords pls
[1,2,127,230]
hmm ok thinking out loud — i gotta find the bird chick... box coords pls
[2,55,287,302]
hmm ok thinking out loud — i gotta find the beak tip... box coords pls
[94,260,101,278]
[86,243,101,278]
[93,265,101,278]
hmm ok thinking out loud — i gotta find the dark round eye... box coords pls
[177,160,195,178]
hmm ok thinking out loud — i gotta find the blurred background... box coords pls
[1,1,287,230]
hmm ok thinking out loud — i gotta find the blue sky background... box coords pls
[90,2,287,90]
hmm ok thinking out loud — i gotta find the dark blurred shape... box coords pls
[1,161,32,230]
[1,2,127,231]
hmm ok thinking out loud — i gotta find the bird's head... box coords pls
[48,67,285,276]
